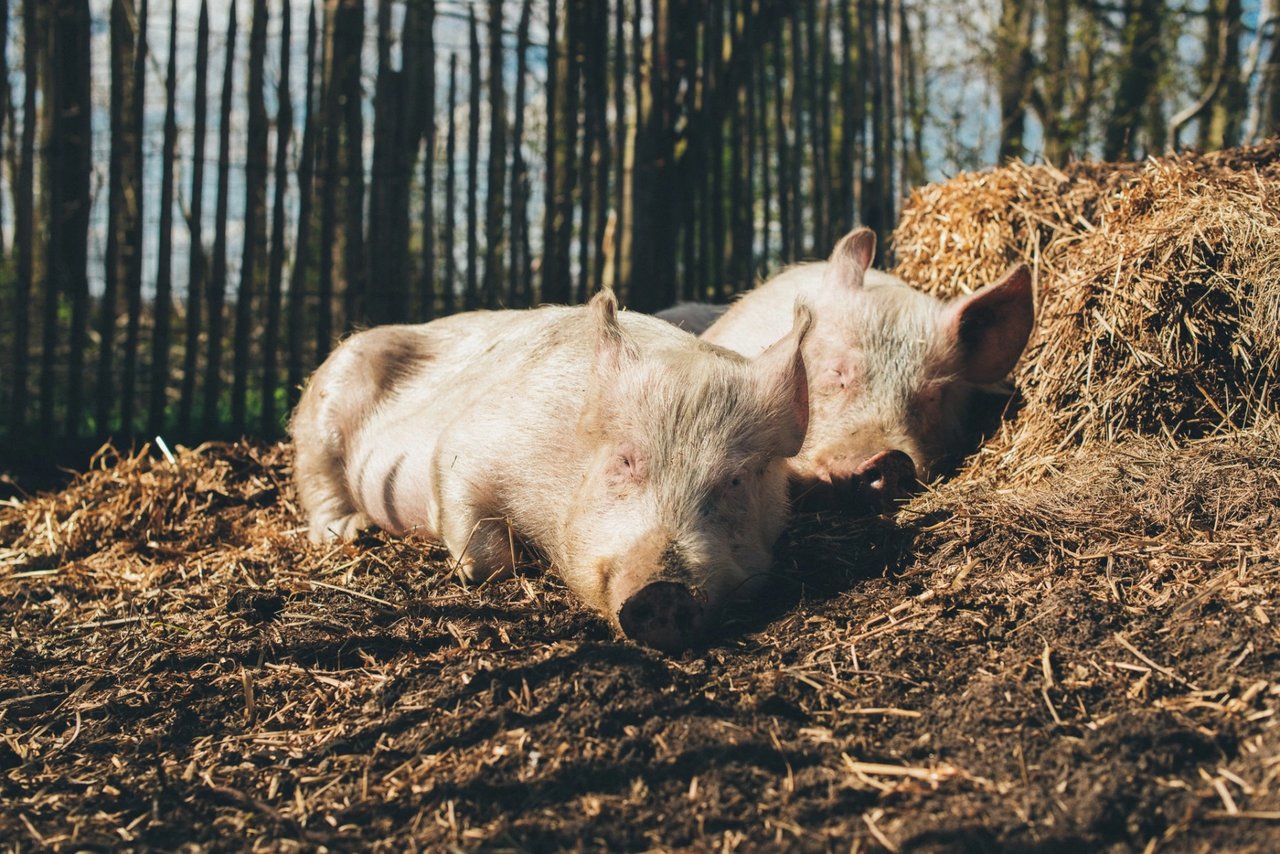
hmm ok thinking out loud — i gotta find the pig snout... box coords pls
[850,450,918,508]
[807,449,918,513]
[617,581,706,654]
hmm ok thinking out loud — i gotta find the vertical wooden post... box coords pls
[773,21,791,263]
[443,53,458,315]
[483,0,507,308]
[465,8,480,309]
[203,0,235,432]
[148,0,179,435]
[178,0,210,435]
[419,0,437,319]
[509,0,533,306]
[12,0,39,433]
[99,0,133,435]
[262,0,292,436]
[232,0,269,434]
[287,0,320,409]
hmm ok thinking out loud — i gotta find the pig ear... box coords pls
[753,303,812,458]
[944,264,1035,384]
[822,227,876,291]
[589,287,637,374]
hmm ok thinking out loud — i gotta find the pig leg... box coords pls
[439,506,519,584]
[291,411,373,543]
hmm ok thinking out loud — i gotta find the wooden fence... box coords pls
[0,0,920,442]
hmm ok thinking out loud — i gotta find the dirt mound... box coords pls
[4,146,1280,850]
[895,141,1280,482]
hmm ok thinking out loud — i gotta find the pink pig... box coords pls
[667,228,1034,512]
[290,289,812,652]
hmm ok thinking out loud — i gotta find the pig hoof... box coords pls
[312,512,374,543]
[618,582,705,654]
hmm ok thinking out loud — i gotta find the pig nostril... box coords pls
[618,581,704,654]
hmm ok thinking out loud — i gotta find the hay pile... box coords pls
[3,145,1280,850]
[894,141,1280,482]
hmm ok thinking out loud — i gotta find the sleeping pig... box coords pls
[660,228,1034,512]
[290,289,812,653]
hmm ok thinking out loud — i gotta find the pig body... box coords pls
[695,229,1034,509]
[290,291,811,652]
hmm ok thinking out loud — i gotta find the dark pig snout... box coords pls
[618,581,706,654]
[806,448,918,513]
[850,449,918,509]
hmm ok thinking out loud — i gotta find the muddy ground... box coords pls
[1,432,1278,852]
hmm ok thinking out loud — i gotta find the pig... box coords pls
[290,289,812,653]
[662,227,1034,512]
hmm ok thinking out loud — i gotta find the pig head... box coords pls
[704,227,1035,513]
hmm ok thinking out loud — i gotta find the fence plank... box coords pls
[465,8,480,310]
[287,0,318,410]
[11,0,38,433]
[443,52,458,316]
[232,0,269,434]
[484,0,506,308]
[203,0,235,432]
[541,0,558,304]
[99,0,130,435]
[148,0,179,435]
[120,0,147,434]
[178,0,210,435]
[419,0,437,320]
[508,0,532,307]
[262,0,292,436]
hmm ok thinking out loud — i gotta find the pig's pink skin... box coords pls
[703,228,1034,488]
[291,290,811,646]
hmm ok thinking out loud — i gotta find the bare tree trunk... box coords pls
[1199,0,1245,149]
[337,0,366,329]
[509,0,532,306]
[12,0,39,432]
[995,0,1035,161]
[148,0,179,435]
[1105,0,1165,161]
[465,7,480,309]
[261,0,292,436]
[484,0,507,308]
[232,0,269,434]
[709,5,726,298]
[287,0,319,409]
[178,0,210,435]
[443,53,458,314]
[203,0,234,432]
[1263,0,1280,138]
[1035,0,1071,164]
[99,0,135,435]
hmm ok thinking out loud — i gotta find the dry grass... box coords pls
[3,143,1280,850]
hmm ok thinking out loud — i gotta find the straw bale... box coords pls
[892,141,1280,484]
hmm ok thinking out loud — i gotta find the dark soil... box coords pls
[1,436,1278,852]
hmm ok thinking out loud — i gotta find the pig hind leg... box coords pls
[291,327,432,543]
[439,496,520,584]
